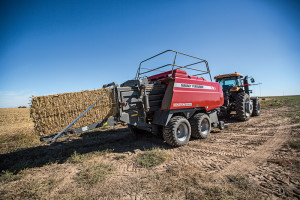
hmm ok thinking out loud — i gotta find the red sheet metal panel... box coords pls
[170,77,223,111]
[150,70,223,111]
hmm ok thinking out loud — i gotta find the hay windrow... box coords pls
[30,89,118,136]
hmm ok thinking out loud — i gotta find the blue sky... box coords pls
[0,0,299,108]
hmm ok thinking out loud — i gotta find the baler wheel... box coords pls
[163,116,191,147]
[252,99,261,116]
[236,93,252,121]
[190,113,211,139]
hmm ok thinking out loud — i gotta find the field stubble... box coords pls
[0,96,299,199]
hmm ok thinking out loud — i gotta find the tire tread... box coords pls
[252,98,261,116]
[236,93,250,121]
[163,116,191,147]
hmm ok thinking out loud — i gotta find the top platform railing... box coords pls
[135,50,212,81]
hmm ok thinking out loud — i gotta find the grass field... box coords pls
[0,96,299,199]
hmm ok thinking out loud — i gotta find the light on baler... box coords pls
[120,102,127,107]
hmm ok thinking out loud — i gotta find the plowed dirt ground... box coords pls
[0,96,299,199]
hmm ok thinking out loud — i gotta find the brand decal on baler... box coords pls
[174,83,216,90]
[173,103,192,107]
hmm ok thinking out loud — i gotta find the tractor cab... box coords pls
[214,72,244,93]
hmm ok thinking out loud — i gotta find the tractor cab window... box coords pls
[236,78,242,86]
[217,77,240,91]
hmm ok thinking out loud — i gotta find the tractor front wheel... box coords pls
[236,93,252,121]
[252,98,261,116]
[163,116,191,147]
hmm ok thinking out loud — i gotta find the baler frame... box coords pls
[136,50,212,81]
[40,50,224,147]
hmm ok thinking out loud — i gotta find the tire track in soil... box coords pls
[47,107,295,199]
[171,109,282,173]
[106,107,287,188]
[251,126,300,198]
[212,110,290,179]
[112,108,290,198]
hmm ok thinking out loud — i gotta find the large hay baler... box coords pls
[41,50,225,147]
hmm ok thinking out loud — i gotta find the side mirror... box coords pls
[250,78,255,83]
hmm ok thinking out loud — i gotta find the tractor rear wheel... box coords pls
[236,93,252,121]
[252,98,261,116]
[190,113,211,139]
[163,116,191,147]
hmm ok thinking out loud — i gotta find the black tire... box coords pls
[163,116,191,147]
[236,93,252,121]
[252,98,261,116]
[189,113,211,139]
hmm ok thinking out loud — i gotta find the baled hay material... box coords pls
[30,89,118,136]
